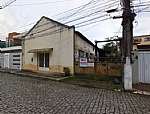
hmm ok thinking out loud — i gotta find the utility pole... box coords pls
[122,0,136,90]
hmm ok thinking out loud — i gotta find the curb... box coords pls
[132,89,150,96]
[0,70,72,81]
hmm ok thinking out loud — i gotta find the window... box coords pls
[79,50,84,58]
[144,37,150,42]
[86,53,89,58]
[13,59,20,61]
[13,55,20,57]
[13,63,20,65]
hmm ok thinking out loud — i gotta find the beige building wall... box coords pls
[74,33,95,74]
[22,17,74,74]
[133,35,150,50]
[74,33,95,59]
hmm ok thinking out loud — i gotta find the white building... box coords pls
[0,46,22,70]
[22,16,95,75]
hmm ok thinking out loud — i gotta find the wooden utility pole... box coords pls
[122,0,135,90]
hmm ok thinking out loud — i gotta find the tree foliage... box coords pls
[103,37,120,57]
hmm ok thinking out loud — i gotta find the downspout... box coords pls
[21,36,25,71]
[73,26,75,76]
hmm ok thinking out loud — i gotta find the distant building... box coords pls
[0,40,6,48]
[133,35,150,50]
[6,32,20,47]
[0,46,22,70]
[6,32,25,47]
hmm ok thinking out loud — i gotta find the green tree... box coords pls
[103,37,120,57]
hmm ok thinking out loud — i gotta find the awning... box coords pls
[28,48,53,53]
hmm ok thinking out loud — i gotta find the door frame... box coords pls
[38,52,49,71]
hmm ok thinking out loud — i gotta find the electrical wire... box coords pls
[37,1,118,28]
[76,17,111,28]
[74,14,109,26]
[8,0,75,6]
[58,0,96,21]
[5,0,119,34]
[25,17,111,40]
[63,1,119,24]
[1,0,120,37]
[58,0,119,21]
[16,0,118,35]
[7,0,99,31]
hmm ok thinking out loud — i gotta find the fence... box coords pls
[95,62,123,76]
[75,57,123,77]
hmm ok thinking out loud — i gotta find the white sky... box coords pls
[0,0,150,44]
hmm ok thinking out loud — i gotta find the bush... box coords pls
[63,67,70,76]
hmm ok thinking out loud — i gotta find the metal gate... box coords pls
[138,52,150,84]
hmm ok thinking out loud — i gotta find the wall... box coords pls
[138,51,150,84]
[132,51,150,84]
[23,17,74,74]
[74,33,95,74]
[74,33,94,54]
[9,53,22,70]
[7,32,20,47]
[0,52,21,70]
[95,62,123,77]
[133,35,150,50]
[74,61,95,75]
[132,51,139,84]
[0,53,4,68]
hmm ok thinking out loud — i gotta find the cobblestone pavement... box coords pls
[0,73,150,114]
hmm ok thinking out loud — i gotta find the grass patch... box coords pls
[63,75,121,82]
[61,75,122,90]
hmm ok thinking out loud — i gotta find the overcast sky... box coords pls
[0,0,150,43]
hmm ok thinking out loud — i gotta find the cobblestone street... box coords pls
[0,73,150,114]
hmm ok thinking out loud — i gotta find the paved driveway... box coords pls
[0,73,150,114]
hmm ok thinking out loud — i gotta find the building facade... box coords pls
[133,35,150,50]
[6,32,26,47]
[0,40,6,48]
[0,46,22,70]
[22,16,95,75]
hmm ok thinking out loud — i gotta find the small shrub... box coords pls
[63,67,70,76]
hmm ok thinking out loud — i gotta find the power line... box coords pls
[58,0,96,21]
[58,0,119,21]
[1,0,16,9]
[1,0,119,37]
[24,7,111,35]
[74,14,109,26]
[13,0,118,33]
[26,14,107,35]
[141,10,150,12]
[24,14,110,39]
[6,0,98,31]
[41,1,118,27]
[8,0,75,6]
[136,6,150,13]
[76,17,111,28]
[63,1,119,24]
[24,17,111,40]
[6,0,118,33]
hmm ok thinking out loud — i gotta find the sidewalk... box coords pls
[0,69,71,81]
[0,68,149,96]
[133,83,150,96]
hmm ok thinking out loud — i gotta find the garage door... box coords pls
[138,52,150,84]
